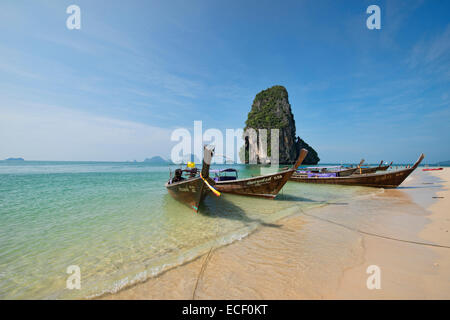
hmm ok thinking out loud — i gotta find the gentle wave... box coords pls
[0,162,379,299]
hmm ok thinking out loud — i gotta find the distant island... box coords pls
[435,160,450,166]
[4,157,25,161]
[144,156,172,164]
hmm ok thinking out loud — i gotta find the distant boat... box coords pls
[211,149,308,198]
[296,166,358,177]
[378,161,393,171]
[165,146,218,212]
[292,159,364,177]
[353,160,393,174]
[423,168,443,171]
[289,154,424,188]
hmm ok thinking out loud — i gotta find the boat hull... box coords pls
[353,162,391,174]
[290,154,424,188]
[296,167,357,177]
[353,166,379,174]
[336,167,358,176]
[165,177,208,212]
[377,164,391,172]
[165,145,215,212]
[214,169,296,198]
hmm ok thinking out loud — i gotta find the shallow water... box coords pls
[0,161,378,299]
[101,169,446,300]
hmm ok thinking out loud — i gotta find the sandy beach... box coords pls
[101,169,450,300]
[332,168,450,299]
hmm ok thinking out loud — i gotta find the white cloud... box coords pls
[0,103,173,161]
[407,24,450,69]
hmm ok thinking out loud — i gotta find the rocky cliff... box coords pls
[241,85,319,165]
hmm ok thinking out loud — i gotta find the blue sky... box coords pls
[0,0,449,163]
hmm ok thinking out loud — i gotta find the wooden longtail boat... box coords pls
[336,167,359,176]
[296,166,358,177]
[354,160,383,174]
[344,159,365,169]
[165,145,217,212]
[289,154,425,188]
[294,159,365,177]
[353,160,392,174]
[377,161,393,171]
[213,149,308,198]
[329,159,365,176]
[352,159,365,168]
[284,159,363,177]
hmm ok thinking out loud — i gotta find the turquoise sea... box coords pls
[0,161,386,299]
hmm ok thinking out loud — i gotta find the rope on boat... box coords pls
[298,207,450,249]
[192,212,221,300]
[191,203,449,299]
[200,172,221,197]
[192,246,215,300]
[192,203,221,300]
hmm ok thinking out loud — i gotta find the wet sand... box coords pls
[101,169,450,300]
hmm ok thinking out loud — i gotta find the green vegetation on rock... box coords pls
[245,85,290,130]
[242,85,320,165]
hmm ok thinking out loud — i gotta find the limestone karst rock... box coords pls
[241,85,320,165]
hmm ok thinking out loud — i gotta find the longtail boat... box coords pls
[165,145,219,212]
[377,161,394,171]
[377,161,393,171]
[354,160,386,174]
[294,158,365,177]
[336,167,359,176]
[213,149,308,198]
[296,166,358,177]
[351,159,365,168]
[344,159,365,169]
[283,159,363,177]
[289,154,425,188]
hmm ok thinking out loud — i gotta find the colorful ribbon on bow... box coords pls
[200,172,221,197]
